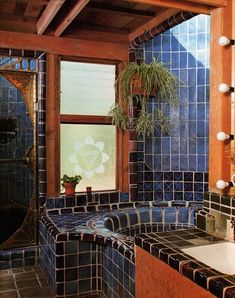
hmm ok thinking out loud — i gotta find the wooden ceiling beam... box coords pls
[0,30,128,61]
[183,0,227,6]
[129,8,178,41]
[37,0,65,35]
[87,3,155,18]
[124,0,211,14]
[54,0,90,37]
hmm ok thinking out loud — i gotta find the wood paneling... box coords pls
[124,0,211,14]
[60,115,112,124]
[209,2,232,192]
[46,53,60,196]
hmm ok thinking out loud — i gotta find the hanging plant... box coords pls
[107,59,179,136]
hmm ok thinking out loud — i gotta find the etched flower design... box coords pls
[68,136,109,179]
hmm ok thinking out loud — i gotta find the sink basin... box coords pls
[182,242,235,274]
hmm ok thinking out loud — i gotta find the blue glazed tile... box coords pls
[180,156,188,171]
[184,172,193,181]
[189,155,196,171]
[164,172,173,181]
[145,51,153,64]
[154,172,163,181]
[153,35,161,51]
[198,156,205,172]
[171,156,179,171]
[188,103,196,120]
[180,69,188,84]
[194,183,204,192]
[174,182,183,191]
[164,207,176,223]
[137,141,144,151]
[172,52,179,68]
[120,192,129,202]
[197,86,205,102]
[174,172,183,181]
[144,171,153,181]
[145,155,153,168]
[171,138,179,154]
[197,121,205,137]
[197,68,205,85]
[162,35,170,51]
[188,53,196,67]
[154,182,163,191]
[188,69,196,85]
[197,138,205,155]
[184,192,194,201]
[154,192,163,201]
[162,52,170,63]
[144,182,153,191]
[180,104,188,120]
[197,103,205,120]
[184,182,193,191]
[178,208,189,223]
[164,192,173,201]
[194,192,204,201]
[152,208,163,222]
[139,208,150,223]
[162,155,170,171]
[197,34,205,49]
[164,182,173,191]
[145,138,153,153]
[174,192,183,200]
[154,155,161,171]
[145,40,153,51]
[162,138,170,154]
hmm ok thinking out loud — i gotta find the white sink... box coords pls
[182,242,235,274]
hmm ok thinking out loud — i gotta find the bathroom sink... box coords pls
[182,242,235,274]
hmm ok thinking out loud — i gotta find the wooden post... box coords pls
[46,53,60,196]
[209,1,232,192]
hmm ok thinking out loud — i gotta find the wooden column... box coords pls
[231,1,235,178]
[46,53,60,196]
[209,1,232,192]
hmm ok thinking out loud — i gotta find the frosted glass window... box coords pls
[61,124,116,192]
[61,61,115,115]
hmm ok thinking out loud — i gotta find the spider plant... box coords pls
[108,59,179,136]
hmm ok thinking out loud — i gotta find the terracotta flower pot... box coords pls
[132,78,156,97]
[63,182,76,196]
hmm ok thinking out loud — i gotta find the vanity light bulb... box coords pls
[218,83,230,93]
[219,36,231,46]
[216,180,229,190]
[216,131,230,141]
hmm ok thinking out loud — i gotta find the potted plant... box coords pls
[107,59,179,136]
[61,174,82,196]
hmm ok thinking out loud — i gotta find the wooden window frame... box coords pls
[58,57,128,194]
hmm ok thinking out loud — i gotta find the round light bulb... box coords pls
[218,36,231,46]
[216,131,230,141]
[216,180,229,190]
[218,83,230,93]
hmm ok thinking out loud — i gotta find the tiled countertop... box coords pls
[135,228,235,298]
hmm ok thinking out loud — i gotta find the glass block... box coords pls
[61,61,115,115]
[61,124,116,191]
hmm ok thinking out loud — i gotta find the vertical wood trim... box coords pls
[116,61,129,192]
[231,1,235,177]
[46,53,60,196]
[209,3,232,192]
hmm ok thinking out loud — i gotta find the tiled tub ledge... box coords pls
[39,202,201,297]
[135,229,235,298]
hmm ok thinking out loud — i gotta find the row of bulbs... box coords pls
[216,36,234,190]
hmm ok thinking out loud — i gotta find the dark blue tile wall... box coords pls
[138,15,210,202]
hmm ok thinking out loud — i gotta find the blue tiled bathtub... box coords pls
[39,202,201,297]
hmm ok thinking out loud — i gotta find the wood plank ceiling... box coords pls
[0,0,228,43]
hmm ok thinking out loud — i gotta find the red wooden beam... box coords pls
[54,0,90,37]
[0,30,128,61]
[37,0,65,35]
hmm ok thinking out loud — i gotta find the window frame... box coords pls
[59,57,127,193]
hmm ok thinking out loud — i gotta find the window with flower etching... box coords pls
[60,61,116,192]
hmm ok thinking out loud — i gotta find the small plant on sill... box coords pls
[61,174,82,196]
